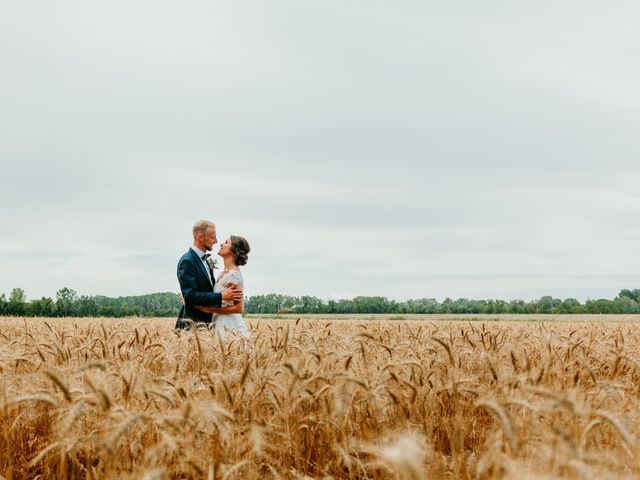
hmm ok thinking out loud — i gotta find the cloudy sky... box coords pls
[1,1,639,302]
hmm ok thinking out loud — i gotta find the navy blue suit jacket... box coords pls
[175,248,222,329]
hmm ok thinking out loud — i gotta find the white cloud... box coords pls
[2,1,640,302]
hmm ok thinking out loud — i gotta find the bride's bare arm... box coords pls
[196,291,244,314]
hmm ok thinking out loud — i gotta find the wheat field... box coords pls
[1,316,640,479]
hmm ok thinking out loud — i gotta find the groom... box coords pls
[175,220,243,329]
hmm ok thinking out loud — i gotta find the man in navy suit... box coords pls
[175,220,243,329]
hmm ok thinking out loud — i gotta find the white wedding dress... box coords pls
[213,269,250,339]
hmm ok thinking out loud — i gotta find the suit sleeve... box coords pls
[177,257,222,307]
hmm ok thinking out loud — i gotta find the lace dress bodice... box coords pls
[214,269,244,307]
[211,268,249,340]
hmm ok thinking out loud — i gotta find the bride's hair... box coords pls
[230,235,250,266]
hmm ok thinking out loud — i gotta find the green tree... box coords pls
[486,299,507,313]
[612,296,639,314]
[98,305,116,317]
[619,289,640,303]
[417,298,440,313]
[0,293,7,315]
[536,296,561,314]
[92,292,181,317]
[56,287,78,316]
[441,298,453,313]
[8,288,27,315]
[505,300,533,314]
[338,298,356,313]
[31,297,57,317]
[353,296,395,314]
[554,298,584,314]
[77,295,98,317]
[300,295,324,313]
[585,298,614,314]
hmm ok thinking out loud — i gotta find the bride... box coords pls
[197,235,251,339]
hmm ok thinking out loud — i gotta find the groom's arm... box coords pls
[177,258,222,307]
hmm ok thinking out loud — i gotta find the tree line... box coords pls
[244,289,640,314]
[0,288,180,318]
[2,288,640,317]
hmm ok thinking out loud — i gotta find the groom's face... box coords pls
[202,227,217,251]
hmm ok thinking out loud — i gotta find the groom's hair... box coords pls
[192,220,216,238]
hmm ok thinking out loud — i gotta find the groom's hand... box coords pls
[222,284,243,303]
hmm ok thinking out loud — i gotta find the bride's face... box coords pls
[218,238,232,257]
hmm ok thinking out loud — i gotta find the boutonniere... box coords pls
[206,256,218,271]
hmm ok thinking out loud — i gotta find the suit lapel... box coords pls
[189,248,213,286]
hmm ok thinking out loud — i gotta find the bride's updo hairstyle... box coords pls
[230,235,250,266]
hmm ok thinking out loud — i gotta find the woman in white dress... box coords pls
[197,235,251,339]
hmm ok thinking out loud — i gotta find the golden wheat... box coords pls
[0,316,640,479]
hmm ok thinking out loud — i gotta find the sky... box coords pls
[1,1,640,302]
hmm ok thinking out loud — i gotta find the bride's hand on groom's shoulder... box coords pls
[179,293,185,305]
